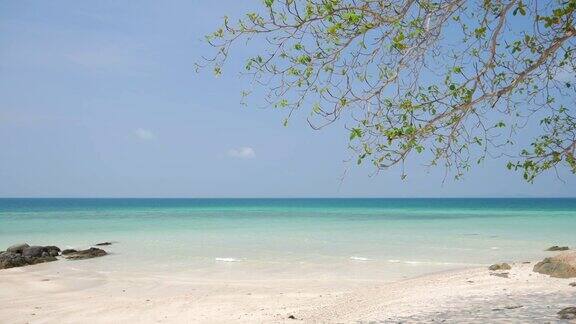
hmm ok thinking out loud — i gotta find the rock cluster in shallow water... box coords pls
[63,247,107,260]
[546,245,570,251]
[0,244,60,269]
[0,243,108,270]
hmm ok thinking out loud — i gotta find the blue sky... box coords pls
[0,0,574,198]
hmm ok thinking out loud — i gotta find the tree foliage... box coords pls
[203,0,576,182]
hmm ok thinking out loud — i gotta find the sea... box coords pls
[1,198,575,281]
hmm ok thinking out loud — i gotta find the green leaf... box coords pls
[312,103,322,114]
[349,128,362,140]
[474,26,487,38]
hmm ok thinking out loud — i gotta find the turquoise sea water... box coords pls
[1,198,575,280]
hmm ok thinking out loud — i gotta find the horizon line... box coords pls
[1,196,575,199]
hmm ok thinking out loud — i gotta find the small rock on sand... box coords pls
[558,307,576,320]
[489,263,511,271]
[546,246,570,251]
[492,305,523,311]
[569,282,576,287]
[95,242,112,246]
[533,252,576,278]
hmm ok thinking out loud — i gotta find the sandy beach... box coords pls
[1,258,574,323]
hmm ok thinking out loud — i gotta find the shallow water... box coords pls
[1,198,575,280]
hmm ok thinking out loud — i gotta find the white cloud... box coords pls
[134,128,156,140]
[228,147,256,159]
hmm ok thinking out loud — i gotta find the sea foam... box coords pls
[350,256,372,261]
[215,257,241,262]
[387,259,480,266]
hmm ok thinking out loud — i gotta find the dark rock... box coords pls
[569,282,576,287]
[7,243,30,254]
[27,256,57,265]
[95,242,112,246]
[533,252,576,278]
[490,272,510,278]
[0,244,64,270]
[21,246,61,258]
[489,263,511,271]
[22,246,47,258]
[64,248,107,260]
[44,246,61,257]
[0,252,28,269]
[61,249,77,255]
[287,315,297,319]
[492,305,523,311]
[0,251,57,270]
[558,307,576,320]
[546,246,570,251]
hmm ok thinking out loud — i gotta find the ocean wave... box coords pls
[404,260,425,265]
[215,257,241,262]
[387,259,477,266]
[350,256,372,261]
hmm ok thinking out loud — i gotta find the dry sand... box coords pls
[0,260,574,323]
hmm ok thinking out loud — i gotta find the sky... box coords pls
[0,0,574,198]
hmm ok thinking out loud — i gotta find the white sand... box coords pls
[0,260,574,323]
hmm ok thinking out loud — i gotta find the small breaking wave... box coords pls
[215,257,241,262]
[350,256,372,261]
[404,260,425,265]
[387,259,479,266]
